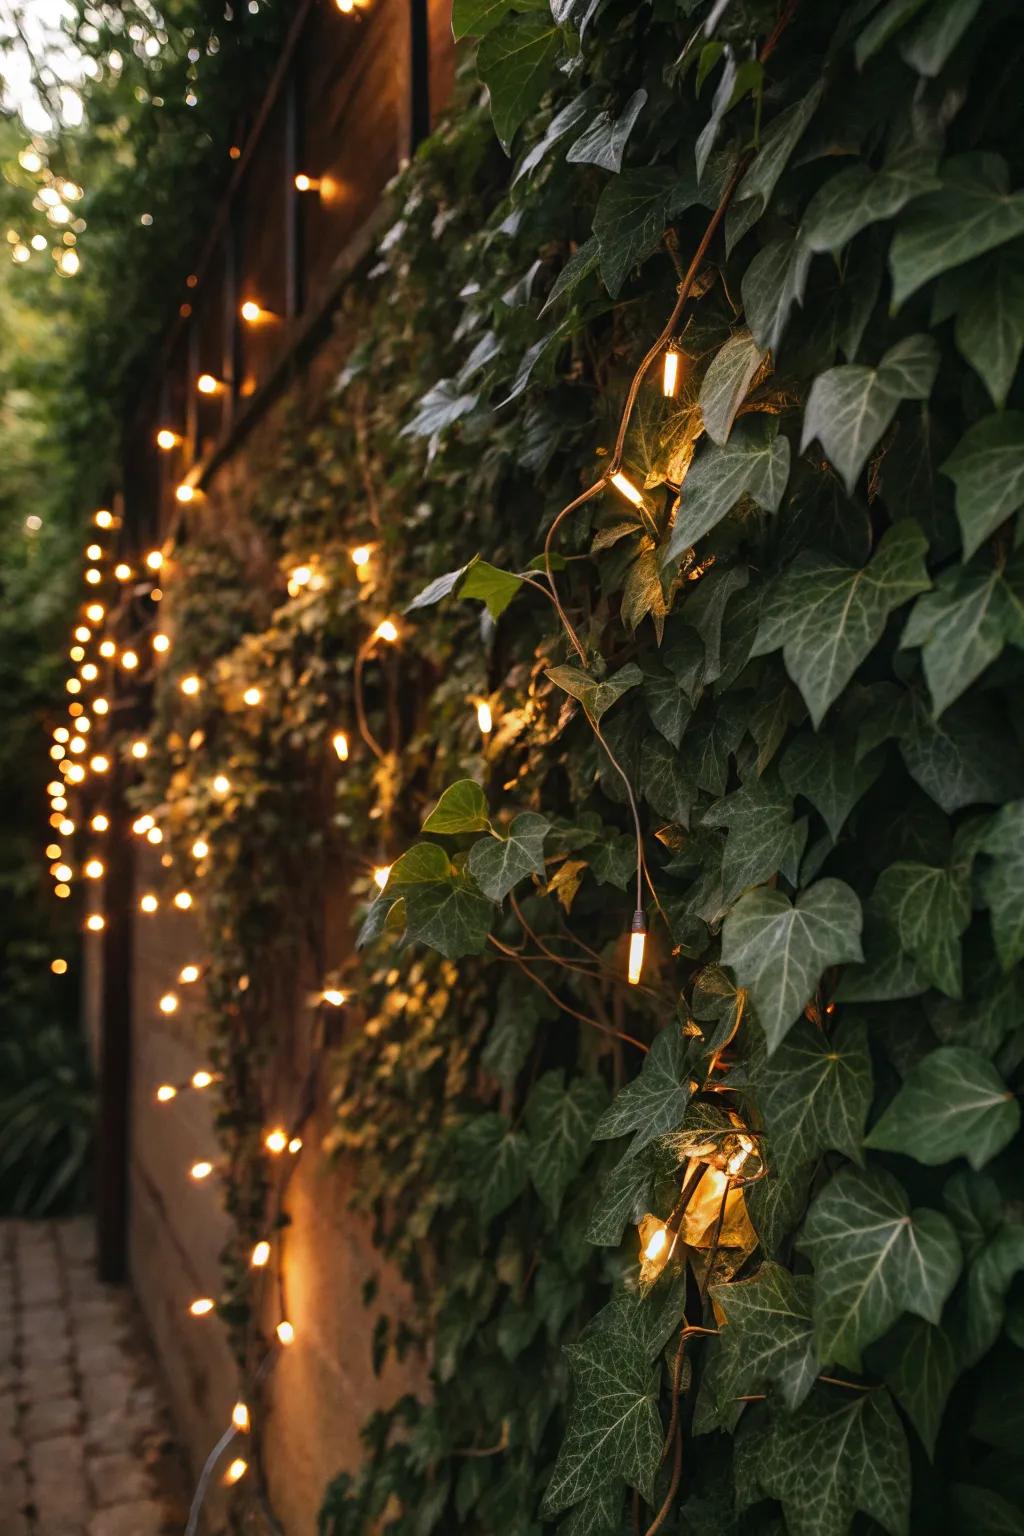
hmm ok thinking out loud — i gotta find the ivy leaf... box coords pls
[512,90,594,186]
[800,145,941,255]
[640,733,693,826]
[742,234,813,355]
[890,154,1024,309]
[701,774,808,905]
[557,1483,624,1536]
[749,1016,872,1179]
[752,521,931,727]
[542,1312,663,1514]
[727,81,823,241]
[641,664,692,749]
[452,0,548,39]
[699,329,765,446]
[468,813,549,901]
[901,554,1024,716]
[781,730,884,841]
[873,860,971,997]
[701,1264,819,1432]
[456,1112,530,1221]
[879,1316,958,1459]
[798,1166,962,1368]
[854,0,931,68]
[950,1486,1024,1535]
[746,1163,814,1259]
[476,13,563,154]
[547,661,643,723]
[980,801,1024,969]
[941,412,1024,559]
[422,779,491,834]
[721,879,863,1054]
[592,167,697,297]
[525,1071,608,1217]
[593,1026,694,1160]
[900,694,1024,813]
[386,842,452,885]
[402,378,478,438]
[586,1140,677,1246]
[665,418,790,562]
[954,255,1024,408]
[540,236,601,314]
[866,1047,1020,1171]
[404,876,493,959]
[962,1221,1024,1367]
[565,88,647,173]
[900,0,984,75]
[460,559,525,618]
[739,1389,911,1536]
[801,336,939,494]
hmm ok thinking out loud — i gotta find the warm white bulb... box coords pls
[179,964,200,984]
[153,632,170,653]
[173,891,193,910]
[189,1297,214,1316]
[251,1240,271,1268]
[276,1320,295,1346]
[190,1160,213,1180]
[131,740,148,759]
[192,1070,214,1090]
[181,674,201,696]
[373,865,391,890]
[332,731,349,761]
[145,550,164,571]
[264,1128,287,1154]
[374,619,398,644]
[91,814,109,832]
[476,701,493,734]
[84,859,104,879]
[212,774,231,796]
[156,1084,177,1103]
[140,893,158,913]
[611,471,644,509]
[351,545,370,567]
[231,1401,250,1432]
[191,839,209,859]
[644,1225,668,1262]
[159,992,179,1014]
[627,928,646,986]
[321,988,345,1007]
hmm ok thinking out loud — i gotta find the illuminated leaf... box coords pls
[901,553,1024,715]
[422,780,491,834]
[699,329,765,446]
[664,418,790,561]
[565,89,647,172]
[546,661,643,722]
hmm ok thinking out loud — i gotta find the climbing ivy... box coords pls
[131,1,1024,1533]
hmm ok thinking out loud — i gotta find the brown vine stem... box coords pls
[488,934,648,1052]
[508,891,659,997]
[353,636,387,761]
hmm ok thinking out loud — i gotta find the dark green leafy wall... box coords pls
[132,2,1024,1532]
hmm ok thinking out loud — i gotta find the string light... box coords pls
[190,1161,213,1180]
[85,543,102,560]
[288,1137,303,1154]
[276,1321,295,1346]
[627,910,647,986]
[85,567,102,585]
[114,563,132,581]
[59,818,75,836]
[373,865,391,890]
[121,650,139,670]
[373,619,398,643]
[159,992,179,1014]
[240,300,269,323]
[476,700,493,735]
[84,859,105,879]
[179,964,200,984]
[95,510,113,529]
[51,959,68,976]
[192,1070,214,1090]
[224,1458,248,1486]
[293,173,320,192]
[91,814,109,832]
[264,1128,288,1154]
[66,679,82,695]
[156,428,180,450]
[231,1402,250,1433]
[85,602,104,623]
[321,988,345,1007]
[644,1225,668,1263]
[146,550,164,571]
[153,632,170,653]
[132,815,154,834]
[191,838,209,859]
[351,545,371,567]
[55,884,71,899]
[196,373,223,395]
[332,731,349,761]
[74,625,90,642]
[91,754,110,773]
[251,1241,271,1267]
[189,1298,215,1317]
[243,686,262,706]
[176,483,196,504]
[99,639,116,657]
[131,740,149,759]
[156,1084,177,1103]
[181,674,201,696]
[611,471,644,508]
[174,891,193,910]
[94,697,109,715]
[212,774,231,796]
[140,893,159,913]
[66,763,86,784]
[662,347,681,397]
[86,914,105,932]
[54,863,73,882]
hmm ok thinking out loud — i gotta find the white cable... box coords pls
[184,1423,238,1536]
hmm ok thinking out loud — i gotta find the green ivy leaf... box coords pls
[593,1026,694,1161]
[701,1264,819,1432]
[890,153,1024,309]
[954,254,1024,408]
[721,879,863,1053]
[542,1314,663,1514]
[456,1112,530,1221]
[961,1220,1024,1366]
[640,733,693,826]
[460,559,526,618]
[854,0,930,68]
[752,521,931,727]
[422,779,491,834]
[586,1140,677,1246]
[386,842,452,885]
[835,903,931,1002]
[798,1166,962,1368]
[476,13,563,154]
[698,329,765,446]
[404,877,494,959]
[592,167,697,297]
[557,1483,624,1536]
[900,695,1024,813]
[738,1389,911,1536]
[701,774,808,905]
[873,860,971,997]
[540,236,601,314]
[641,663,692,750]
[547,661,643,723]
[901,553,1024,715]
[742,233,812,355]
[452,0,548,40]
[746,1163,814,1259]
[565,88,647,173]
[878,1316,958,1459]
[950,1485,1024,1536]
[749,1016,872,1179]
[900,0,984,75]
[980,801,1024,969]
[800,144,941,255]
[941,412,1024,559]
[727,81,824,241]
[401,378,479,439]
[866,1047,1020,1170]
[525,1071,608,1216]
[665,418,790,562]
[781,729,884,841]
[802,336,939,494]
[468,812,549,901]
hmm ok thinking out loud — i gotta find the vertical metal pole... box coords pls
[284,62,303,319]
[95,756,135,1282]
[409,0,430,151]
[223,217,240,431]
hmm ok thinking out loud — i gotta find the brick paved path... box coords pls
[0,1220,189,1536]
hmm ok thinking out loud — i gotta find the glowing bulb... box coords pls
[288,1137,303,1154]
[66,763,86,784]
[336,0,355,11]
[59,819,75,836]
[293,174,319,192]
[132,815,154,834]
[290,564,311,588]
[231,1402,250,1432]
[85,567,101,585]
[374,619,398,644]
[114,563,132,582]
[251,1241,271,1267]
[147,830,162,846]
[91,755,110,773]
[156,428,179,450]
[196,373,220,395]
[243,686,262,706]
[86,543,101,560]
[181,674,201,696]
[153,632,170,653]
[84,859,104,879]
[139,893,159,913]
[322,988,346,1007]
[51,796,67,811]
[212,774,231,796]
[69,735,86,753]
[55,884,71,899]
[91,814,109,832]
[192,1070,214,1090]
[86,914,105,932]
[46,842,61,857]
[54,728,70,744]
[351,545,370,567]
[663,348,683,398]
[95,510,113,529]
[159,992,179,1014]
[476,701,493,734]
[19,148,43,172]
[156,1084,177,1102]
[51,959,68,976]
[179,964,200,984]
[121,650,138,670]
[224,1458,248,1485]
[191,839,209,859]
[80,663,98,682]
[627,911,647,986]
[189,1297,214,1316]
[66,679,81,695]
[175,483,195,503]
[264,1128,287,1154]
[373,865,391,890]
[190,1160,213,1180]
[85,602,104,623]
[54,864,73,882]
[74,626,90,642]
[332,731,349,761]
[69,646,85,663]
[145,550,164,571]
[50,745,66,761]
[99,639,116,657]
[611,471,644,508]
[240,300,262,323]
[94,697,109,715]
[131,740,148,759]
[174,891,193,910]
[644,1226,669,1263]
[276,1321,295,1346]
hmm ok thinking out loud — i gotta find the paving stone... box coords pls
[28,1433,88,1519]
[24,1395,80,1442]
[87,1500,170,1536]
[91,1451,154,1508]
